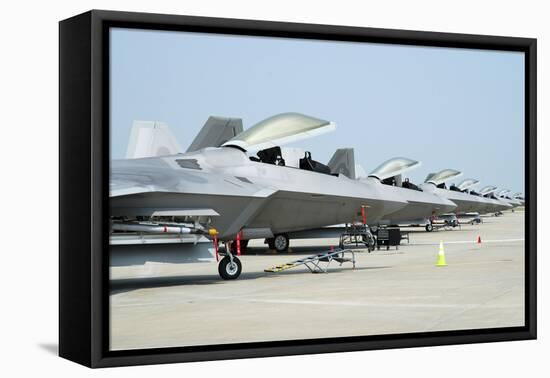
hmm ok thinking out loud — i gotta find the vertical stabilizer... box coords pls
[328,148,356,179]
[187,116,243,152]
[125,121,182,159]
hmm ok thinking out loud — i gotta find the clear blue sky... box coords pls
[110,28,525,193]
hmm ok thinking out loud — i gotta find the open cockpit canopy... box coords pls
[222,112,335,152]
[457,178,479,191]
[480,185,498,196]
[425,169,462,187]
[368,157,420,181]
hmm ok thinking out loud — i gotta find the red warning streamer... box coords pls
[236,230,242,256]
[361,206,367,225]
[213,235,219,262]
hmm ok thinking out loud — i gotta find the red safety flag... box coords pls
[213,235,219,262]
[236,231,242,256]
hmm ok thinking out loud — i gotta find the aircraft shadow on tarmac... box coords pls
[109,244,397,294]
[404,229,471,235]
[110,264,392,295]
[244,245,361,255]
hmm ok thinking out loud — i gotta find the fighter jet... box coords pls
[513,192,526,206]
[110,113,409,279]
[477,185,513,214]
[496,189,523,209]
[354,157,457,230]
[420,169,480,213]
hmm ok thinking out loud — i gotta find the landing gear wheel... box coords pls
[273,234,289,253]
[218,256,242,280]
[425,223,434,232]
[362,233,376,252]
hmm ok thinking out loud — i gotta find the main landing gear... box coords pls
[265,233,289,253]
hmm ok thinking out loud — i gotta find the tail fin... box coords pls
[328,148,356,179]
[186,116,243,152]
[125,121,182,159]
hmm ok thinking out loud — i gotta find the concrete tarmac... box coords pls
[110,211,525,351]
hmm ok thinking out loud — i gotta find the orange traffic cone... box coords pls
[477,235,482,244]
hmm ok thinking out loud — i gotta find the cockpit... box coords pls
[479,185,498,198]
[250,146,333,175]
[249,146,286,165]
[369,157,423,191]
[425,169,463,190]
[450,178,480,193]
[223,113,337,176]
[449,184,461,192]
[401,177,422,191]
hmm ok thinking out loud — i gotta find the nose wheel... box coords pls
[218,255,242,280]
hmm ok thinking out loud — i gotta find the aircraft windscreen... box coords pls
[368,157,420,180]
[222,112,335,151]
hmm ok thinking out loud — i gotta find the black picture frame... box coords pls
[59,9,537,368]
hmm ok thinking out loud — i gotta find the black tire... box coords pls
[273,234,289,253]
[218,256,242,280]
[362,234,375,252]
[425,223,434,232]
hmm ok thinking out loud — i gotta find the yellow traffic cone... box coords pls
[436,241,447,267]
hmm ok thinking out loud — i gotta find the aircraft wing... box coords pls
[110,157,277,235]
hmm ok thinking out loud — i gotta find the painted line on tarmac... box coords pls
[112,295,523,310]
[212,297,522,310]
[410,238,524,246]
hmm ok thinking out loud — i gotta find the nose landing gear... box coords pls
[218,254,242,280]
[211,233,243,280]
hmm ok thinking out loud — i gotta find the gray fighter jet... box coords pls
[417,169,506,215]
[496,189,523,209]
[512,192,525,206]
[110,113,409,279]
[420,169,482,213]
[477,186,513,214]
[355,157,457,229]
